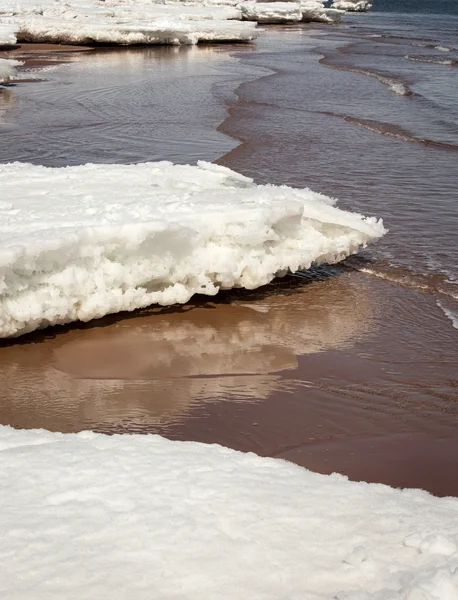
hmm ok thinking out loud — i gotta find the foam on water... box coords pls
[436,301,458,331]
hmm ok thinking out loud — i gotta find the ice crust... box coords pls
[1,424,458,599]
[0,0,345,47]
[0,161,385,338]
[0,58,22,84]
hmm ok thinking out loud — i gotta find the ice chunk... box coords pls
[15,17,259,45]
[0,58,22,84]
[0,23,17,45]
[0,161,385,338]
[331,0,372,12]
[1,424,458,599]
[300,1,344,23]
[240,2,302,23]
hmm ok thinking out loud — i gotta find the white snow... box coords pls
[0,58,22,84]
[331,0,372,12]
[0,161,385,338]
[1,424,458,600]
[0,22,17,45]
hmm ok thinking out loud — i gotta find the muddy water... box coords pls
[0,26,457,497]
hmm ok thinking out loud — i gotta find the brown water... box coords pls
[0,23,457,497]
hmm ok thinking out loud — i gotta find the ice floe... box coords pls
[1,424,458,599]
[0,0,347,47]
[0,58,22,84]
[15,18,259,45]
[0,161,385,338]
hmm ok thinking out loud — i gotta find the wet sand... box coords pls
[1,30,457,497]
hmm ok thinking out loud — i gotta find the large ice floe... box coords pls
[0,0,345,46]
[0,58,22,84]
[0,161,385,338]
[1,424,458,599]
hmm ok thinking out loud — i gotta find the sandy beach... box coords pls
[1,5,458,598]
[1,25,457,498]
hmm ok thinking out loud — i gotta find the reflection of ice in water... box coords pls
[0,45,258,166]
[0,272,374,431]
[0,88,17,124]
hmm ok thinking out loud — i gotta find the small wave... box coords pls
[343,256,458,301]
[321,112,458,151]
[319,57,413,97]
[406,54,457,66]
[412,43,454,53]
[436,301,458,331]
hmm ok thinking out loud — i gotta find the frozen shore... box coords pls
[1,425,458,600]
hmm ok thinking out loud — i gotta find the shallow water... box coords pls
[0,19,457,496]
[0,44,258,164]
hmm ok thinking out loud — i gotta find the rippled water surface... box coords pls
[0,14,457,496]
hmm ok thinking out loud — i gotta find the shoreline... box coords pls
[1,29,457,498]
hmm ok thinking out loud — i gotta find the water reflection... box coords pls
[0,44,258,166]
[0,272,374,433]
[0,87,17,124]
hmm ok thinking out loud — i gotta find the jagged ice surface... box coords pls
[1,425,458,600]
[0,161,385,338]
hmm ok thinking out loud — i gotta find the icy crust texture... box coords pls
[0,161,385,338]
[1,425,458,600]
[0,0,344,46]
[0,58,22,84]
[331,0,372,11]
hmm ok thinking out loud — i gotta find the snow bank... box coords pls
[331,0,372,12]
[0,161,385,338]
[0,22,17,45]
[0,58,22,84]
[1,425,458,600]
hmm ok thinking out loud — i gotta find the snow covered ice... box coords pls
[1,425,458,600]
[0,161,385,338]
